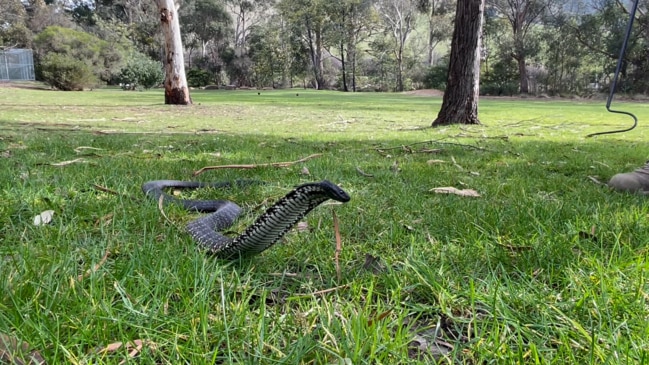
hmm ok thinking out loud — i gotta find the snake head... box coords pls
[314,180,351,202]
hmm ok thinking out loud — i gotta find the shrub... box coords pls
[39,53,98,91]
[481,58,519,96]
[423,65,448,90]
[118,53,164,90]
[186,68,213,87]
[33,26,125,90]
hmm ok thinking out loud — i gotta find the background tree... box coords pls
[486,0,553,93]
[248,17,310,88]
[0,0,32,48]
[181,0,232,84]
[417,0,454,66]
[572,0,649,93]
[432,0,484,126]
[327,0,377,91]
[374,0,417,91]
[279,0,332,89]
[155,0,192,104]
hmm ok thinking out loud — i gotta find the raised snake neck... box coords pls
[142,180,350,259]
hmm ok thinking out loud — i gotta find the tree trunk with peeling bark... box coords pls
[432,0,484,126]
[155,0,191,105]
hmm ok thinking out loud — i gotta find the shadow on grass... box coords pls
[2,126,648,363]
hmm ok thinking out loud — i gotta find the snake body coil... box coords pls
[142,180,350,259]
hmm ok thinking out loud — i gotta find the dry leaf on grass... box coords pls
[296,221,310,232]
[367,308,393,326]
[0,332,46,365]
[363,253,387,274]
[427,159,446,165]
[300,166,310,175]
[95,339,157,364]
[430,187,481,197]
[33,210,54,226]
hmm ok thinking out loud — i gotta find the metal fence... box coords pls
[0,49,35,81]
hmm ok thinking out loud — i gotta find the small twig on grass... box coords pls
[192,153,323,176]
[77,250,110,282]
[373,138,447,151]
[333,210,342,282]
[373,139,487,154]
[38,157,90,167]
[290,284,350,299]
[268,272,301,277]
[355,166,374,177]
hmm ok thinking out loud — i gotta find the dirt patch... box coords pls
[0,81,50,90]
[403,89,444,97]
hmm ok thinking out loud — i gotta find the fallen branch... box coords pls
[373,139,487,153]
[193,153,323,176]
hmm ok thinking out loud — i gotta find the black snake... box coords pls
[142,180,350,259]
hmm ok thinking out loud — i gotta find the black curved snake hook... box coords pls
[587,0,640,138]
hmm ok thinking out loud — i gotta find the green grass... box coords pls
[1,85,649,364]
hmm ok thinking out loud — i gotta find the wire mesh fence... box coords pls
[0,49,35,81]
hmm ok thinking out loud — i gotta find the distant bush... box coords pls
[186,68,213,87]
[480,81,519,96]
[33,26,125,90]
[118,53,164,90]
[423,65,448,90]
[39,53,98,91]
[481,58,519,96]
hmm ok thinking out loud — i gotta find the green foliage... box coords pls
[481,58,519,96]
[118,53,163,90]
[186,68,214,87]
[0,0,32,47]
[423,64,448,90]
[33,26,126,90]
[181,0,233,82]
[38,52,98,90]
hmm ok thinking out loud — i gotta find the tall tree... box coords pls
[279,0,331,89]
[487,0,551,93]
[375,0,417,91]
[432,0,484,126]
[226,0,271,48]
[182,0,232,58]
[327,0,376,91]
[155,0,191,104]
[417,0,454,66]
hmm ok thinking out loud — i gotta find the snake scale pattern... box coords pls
[142,180,350,259]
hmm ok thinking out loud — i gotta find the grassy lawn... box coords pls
[1,85,649,364]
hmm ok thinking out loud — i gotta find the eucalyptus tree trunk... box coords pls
[432,0,484,126]
[154,0,192,105]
